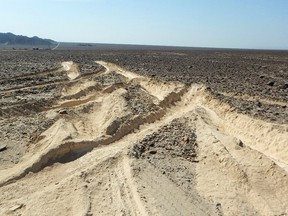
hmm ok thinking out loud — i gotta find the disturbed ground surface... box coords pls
[0,49,288,215]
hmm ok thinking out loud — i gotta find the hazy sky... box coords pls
[1,0,288,49]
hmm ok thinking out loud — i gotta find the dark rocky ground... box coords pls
[99,50,288,123]
[129,117,199,194]
[0,49,287,124]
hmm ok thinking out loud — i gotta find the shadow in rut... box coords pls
[42,147,94,170]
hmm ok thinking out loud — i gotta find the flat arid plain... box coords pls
[0,48,288,215]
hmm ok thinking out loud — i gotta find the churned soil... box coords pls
[0,49,287,216]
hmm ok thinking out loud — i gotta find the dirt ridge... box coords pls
[0,61,287,215]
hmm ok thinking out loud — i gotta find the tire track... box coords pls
[1,61,288,215]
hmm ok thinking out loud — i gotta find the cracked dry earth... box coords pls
[0,60,288,216]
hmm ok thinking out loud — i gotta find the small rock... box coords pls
[9,204,23,212]
[149,150,157,155]
[59,109,68,114]
[216,202,221,207]
[267,81,275,86]
[236,139,244,147]
[281,83,288,89]
[235,139,245,150]
[0,144,7,152]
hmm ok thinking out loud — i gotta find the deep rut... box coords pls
[0,61,288,216]
[1,61,287,185]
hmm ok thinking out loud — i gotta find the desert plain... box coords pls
[0,48,288,215]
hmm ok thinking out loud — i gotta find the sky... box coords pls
[1,0,288,49]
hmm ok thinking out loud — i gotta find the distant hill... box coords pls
[0,32,56,46]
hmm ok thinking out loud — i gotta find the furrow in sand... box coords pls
[0,61,287,216]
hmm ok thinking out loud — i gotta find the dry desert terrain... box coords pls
[0,49,288,215]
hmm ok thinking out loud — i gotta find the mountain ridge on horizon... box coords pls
[0,32,56,46]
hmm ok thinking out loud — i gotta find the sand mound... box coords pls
[0,61,288,216]
[62,61,80,80]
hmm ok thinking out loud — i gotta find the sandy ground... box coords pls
[0,61,288,216]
